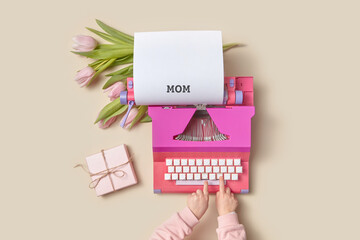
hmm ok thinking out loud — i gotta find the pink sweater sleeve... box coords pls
[216,212,246,240]
[149,207,199,240]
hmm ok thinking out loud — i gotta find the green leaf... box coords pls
[86,27,125,44]
[223,43,240,52]
[140,114,152,123]
[95,44,133,50]
[96,19,134,44]
[94,98,122,124]
[110,55,133,67]
[103,105,128,124]
[72,48,133,60]
[106,65,133,76]
[128,106,148,129]
[103,73,132,89]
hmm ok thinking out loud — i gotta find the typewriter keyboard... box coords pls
[164,158,243,185]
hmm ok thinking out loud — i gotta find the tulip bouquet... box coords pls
[72,20,239,129]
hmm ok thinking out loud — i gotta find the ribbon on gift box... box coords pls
[74,150,131,190]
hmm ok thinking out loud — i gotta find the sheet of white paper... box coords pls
[133,31,224,105]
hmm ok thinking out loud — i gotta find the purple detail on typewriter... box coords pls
[120,100,134,127]
[128,80,133,89]
[154,189,162,193]
[230,78,235,87]
[235,90,243,104]
[241,189,249,193]
[120,91,128,105]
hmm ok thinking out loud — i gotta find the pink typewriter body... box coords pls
[148,76,255,194]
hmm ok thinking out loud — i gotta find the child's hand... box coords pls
[216,176,238,216]
[187,181,209,220]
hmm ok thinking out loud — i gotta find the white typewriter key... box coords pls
[234,159,241,165]
[173,159,180,166]
[209,174,216,180]
[166,159,172,166]
[219,159,226,166]
[191,166,197,173]
[202,173,208,179]
[183,166,190,173]
[226,159,233,165]
[221,166,227,173]
[216,173,223,179]
[179,174,186,180]
[206,166,212,173]
[211,159,218,165]
[176,166,182,173]
[198,166,205,173]
[224,174,231,180]
[228,166,235,173]
[188,159,195,166]
[204,159,210,165]
[231,174,238,180]
[172,174,178,180]
[168,166,174,173]
[213,166,220,173]
[164,173,171,180]
[196,159,203,165]
[187,173,193,180]
[181,159,187,165]
[194,174,201,180]
[236,166,243,173]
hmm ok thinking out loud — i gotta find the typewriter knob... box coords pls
[120,91,128,104]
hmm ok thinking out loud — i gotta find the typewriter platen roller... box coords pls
[119,77,244,106]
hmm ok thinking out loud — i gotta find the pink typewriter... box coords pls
[120,31,255,193]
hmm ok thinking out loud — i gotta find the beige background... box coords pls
[1,0,359,239]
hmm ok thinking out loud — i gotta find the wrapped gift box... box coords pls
[85,144,137,196]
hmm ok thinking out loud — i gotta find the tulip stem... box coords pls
[88,59,103,68]
[87,59,116,86]
[94,59,108,71]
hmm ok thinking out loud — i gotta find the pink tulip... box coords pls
[72,35,97,52]
[98,116,118,129]
[104,82,126,100]
[120,108,139,129]
[75,66,95,87]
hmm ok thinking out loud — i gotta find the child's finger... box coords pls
[226,187,231,194]
[219,176,225,193]
[203,181,208,196]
